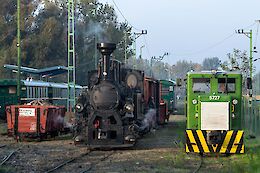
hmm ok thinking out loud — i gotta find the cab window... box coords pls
[192,78,210,93]
[218,78,235,93]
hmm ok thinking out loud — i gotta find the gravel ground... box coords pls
[0,115,232,173]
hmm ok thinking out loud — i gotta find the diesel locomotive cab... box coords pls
[185,71,244,154]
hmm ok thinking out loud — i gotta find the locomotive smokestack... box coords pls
[97,43,116,81]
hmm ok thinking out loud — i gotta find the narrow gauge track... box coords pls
[0,144,6,148]
[45,150,115,173]
[0,146,21,166]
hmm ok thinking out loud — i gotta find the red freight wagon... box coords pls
[159,102,167,125]
[6,105,66,139]
[143,77,167,125]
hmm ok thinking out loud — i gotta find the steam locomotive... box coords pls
[74,43,168,148]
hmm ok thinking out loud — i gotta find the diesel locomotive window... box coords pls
[192,78,210,93]
[161,86,170,96]
[218,78,236,93]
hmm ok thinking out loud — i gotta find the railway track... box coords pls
[0,144,6,148]
[0,144,22,166]
[44,150,116,173]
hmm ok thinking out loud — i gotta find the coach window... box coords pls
[33,87,36,98]
[9,86,16,94]
[44,87,47,97]
[192,78,210,93]
[30,87,33,98]
[28,87,31,98]
[40,87,42,98]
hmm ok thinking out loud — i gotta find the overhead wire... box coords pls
[107,2,257,62]
[111,0,142,31]
[174,32,236,56]
[109,0,152,60]
[174,22,257,57]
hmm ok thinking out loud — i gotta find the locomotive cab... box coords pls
[185,71,244,154]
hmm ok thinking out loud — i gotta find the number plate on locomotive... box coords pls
[209,96,220,100]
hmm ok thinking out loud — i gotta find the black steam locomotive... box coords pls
[74,43,160,148]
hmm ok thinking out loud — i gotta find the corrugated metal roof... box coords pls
[0,79,82,89]
[4,64,68,77]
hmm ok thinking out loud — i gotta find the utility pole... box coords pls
[17,0,21,103]
[94,35,97,69]
[237,29,253,78]
[150,52,169,77]
[139,45,145,59]
[133,30,147,69]
[92,2,98,70]
[237,28,256,136]
[67,0,76,112]
[124,31,127,64]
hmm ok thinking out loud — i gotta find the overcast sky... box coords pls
[99,0,260,72]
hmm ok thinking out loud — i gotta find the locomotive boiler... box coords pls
[74,43,155,148]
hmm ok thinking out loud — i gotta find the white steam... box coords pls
[141,109,157,131]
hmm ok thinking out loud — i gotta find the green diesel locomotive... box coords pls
[186,71,244,154]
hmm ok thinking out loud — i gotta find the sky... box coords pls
[99,0,260,72]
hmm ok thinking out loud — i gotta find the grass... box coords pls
[166,115,260,173]
[227,138,260,173]
[0,122,7,135]
[0,166,16,173]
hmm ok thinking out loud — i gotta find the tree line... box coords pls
[0,0,133,84]
[0,0,255,88]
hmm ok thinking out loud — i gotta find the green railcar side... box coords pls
[160,80,175,114]
[0,79,26,118]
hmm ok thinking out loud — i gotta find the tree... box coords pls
[220,49,250,79]
[172,60,202,79]
[202,57,220,70]
[0,0,134,85]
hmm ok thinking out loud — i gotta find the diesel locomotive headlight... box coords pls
[232,99,238,105]
[124,103,134,113]
[75,103,84,113]
[192,99,197,105]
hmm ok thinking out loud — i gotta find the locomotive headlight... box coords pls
[232,99,238,105]
[75,103,84,113]
[192,99,198,105]
[124,103,134,113]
